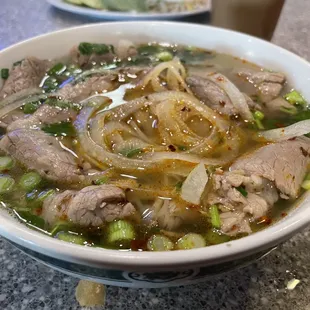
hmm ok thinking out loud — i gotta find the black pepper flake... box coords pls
[168,145,176,152]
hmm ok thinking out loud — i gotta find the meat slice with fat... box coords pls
[42,185,137,227]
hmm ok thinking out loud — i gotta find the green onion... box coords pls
[13,59,23,67]
[15,210,45,229]
[175,181,183,192]
[107,220,135,244]
[284,90,307,105]
[156,51,173,62]
[147,235,174,251]
[1,68,9,79]
[57,232,87,245]
[94,176,109,185]
[177,145,188,151]
[0,176,15,193]
[253,110,265,130]
[78,42,113,56]
[137,45,162,56]
[210,205,221,229]
[176,233,206,250]
[205,229,230,245]
[50,220,71,237]
[37,189,55,202]
[253,110,264,121]
[19,172,42,192]
[119,148,143,158]
[23,101,41,114]
[48,63,66,76]
[302,180,310,190]
[236,186,248,197]
[0,156,14,171]
[42,121,76,137]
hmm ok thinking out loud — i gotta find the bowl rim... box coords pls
[1,21,310,270]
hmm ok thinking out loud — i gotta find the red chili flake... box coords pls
[227,146,232,151]
[281,212,288,217]
[217,76,224,82]
[231,225,237,231]
[288,137,297,141]
[131,239,147,251]
[275,123,285,128]
[34,208,43,216]
[168,145,176,152]
[219,100,226,107]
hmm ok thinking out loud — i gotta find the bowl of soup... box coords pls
[1,22,310,288]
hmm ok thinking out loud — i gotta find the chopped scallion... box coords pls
[176,233,206,250]
[253,110,264,121]
[284,90,306,105]
[48,63,66,76]
[23,101,41,114]
[156,51,173,62]
[210,205,221,229]
[236,186,248,197]
[0,156,14,171]
[0,176,15,193]
[1,68,9,79]
[175,181,183,191]
[37,189,55,202]
[42,121,76,137]
[94,176,109,185]
[205,229,230,245]
[57,231,87,245]
[302,180,310,190]
[119,148,143,158]
[78,42,113,56]
[19,172,42,192]
[147,235,174,251]
[107,220,135,244]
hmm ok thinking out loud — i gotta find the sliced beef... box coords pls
[220,212,251,235]
[151,199,200,231]
[42,185,136,227]
[70,46,115,69]
[187,75,237,116]
[235,69,286,103]
[56,75,115,102]
[7,105,77,132]
[0,129,82,184]
[0,57,50,99]
[231,139,310,198]
[207,170,278,235]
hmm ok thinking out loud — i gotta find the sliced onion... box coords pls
[181,163,209,205]
[259,119,310,141]
[204,72,254,121]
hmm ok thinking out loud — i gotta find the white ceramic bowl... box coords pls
[1,22,310,288]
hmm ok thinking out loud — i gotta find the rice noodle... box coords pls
[203,72,254,121]
[141,58,192,94]
[75,90,241,174]
[259,120,310,141]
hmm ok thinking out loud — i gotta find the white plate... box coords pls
[47,0,211,20]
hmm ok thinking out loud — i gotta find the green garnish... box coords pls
[23,101,41,114]
[177,145,188,151]
[0,176,15,193]
[50,220,72,237]
[1,68,9,79]
[253,111,265,130]
[48,63,67,76]
[37,189,55,202]
[42,121,76,137]
[15,210,45,229]
[175,181,183,191]
[42,76,58,92]
[284,90,307,105]
[156,51,173,62]
[0,156,14,171]
[78,42,114,56]
[147,235,174,251]
[94,176,109,185]
[19,172,42,192]
[236,186,248,197]
[205,229,230,245]
[106,220,135,245]
[210,205,221,229]
[279,106,298,115]
[120,148,143,158]
[176,233,206,250]
[57,231,87,245]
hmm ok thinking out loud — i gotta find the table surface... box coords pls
[1,0,310,309]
